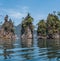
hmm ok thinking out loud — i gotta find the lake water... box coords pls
[0,38,60,61]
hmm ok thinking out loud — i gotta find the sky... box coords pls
[0,0,60,26]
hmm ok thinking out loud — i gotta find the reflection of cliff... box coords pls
[37,39,60,60]
[0,39,14,59]
[3,39,14,49]
[21,39,33,60]
[37,39,60,48]
[37,39,47,48]
[21,39,33,48]
[46,39,60,60]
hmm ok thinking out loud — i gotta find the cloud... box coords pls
[7,10,25,19]
[0,6,29,25]
[0,9,22,18]
[0,6,29,19]
[22,6,29,13]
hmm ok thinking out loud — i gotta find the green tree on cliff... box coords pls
[37,19,46,36]
[46,13,60,35]
[21,13,34,35]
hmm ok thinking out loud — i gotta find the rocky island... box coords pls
[0,15,15,39]
[21,13,34,39]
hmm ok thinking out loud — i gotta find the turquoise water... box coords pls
[0,38,60,61]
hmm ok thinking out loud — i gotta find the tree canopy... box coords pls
[21,13,34,35]
[37,19,46,36]
[37,12,60,37]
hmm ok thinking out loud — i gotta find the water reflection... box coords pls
[37,39,60,48]
[21,39,33,60]
[3,48,11,59]
[0,38,60,61]
[3,39,14,59]
[0,39,14,59]
[37,39,60,61]
[21,39,33,48]
[37,39,47,48]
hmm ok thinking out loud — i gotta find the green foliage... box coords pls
[37,20,46,36]
[46,14,60,34]
[37,12,60,36]
[22,13,33,26]
[21,13,34,34]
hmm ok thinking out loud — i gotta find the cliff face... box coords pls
[21,26,33,39]
[2,16,14,34]
[0,15,15,39]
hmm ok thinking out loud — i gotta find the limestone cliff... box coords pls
[0,15,15,39]
[21,13,34,39]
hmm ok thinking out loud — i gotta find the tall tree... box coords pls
[46,13,60,35]
[37,19,46,36]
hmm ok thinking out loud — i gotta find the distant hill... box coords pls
[14,24,21,37]
[0,25,2,29]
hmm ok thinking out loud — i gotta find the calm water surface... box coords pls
[0,38,60,61]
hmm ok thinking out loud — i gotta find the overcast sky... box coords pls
[0,0,60,26]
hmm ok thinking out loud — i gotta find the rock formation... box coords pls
[21,13,34,39]
[0,15,15,39]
